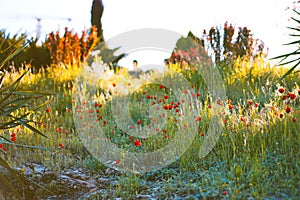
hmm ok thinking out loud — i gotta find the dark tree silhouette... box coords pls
[91,0,104,42]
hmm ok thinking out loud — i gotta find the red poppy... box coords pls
[196,116,202,122]
[286,106,291,113]
[292,118,296,122]
[278,88,285,93]
[46,107,51,113]
[288,93,297,100]
[279,113,284,118]
[164,95,169,99]
[134,140,141,147]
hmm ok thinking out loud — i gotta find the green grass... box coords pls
[1,57,300,199]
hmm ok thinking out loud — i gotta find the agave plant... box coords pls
[0,33,53,198]
[272,9,300,81]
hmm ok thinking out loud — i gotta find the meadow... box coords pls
[0,25,300,199]
[0,51,299,199]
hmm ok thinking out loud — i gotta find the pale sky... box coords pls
[0,0,296,68]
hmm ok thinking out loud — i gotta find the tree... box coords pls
[169,22,266,65]
[91,0,104,42]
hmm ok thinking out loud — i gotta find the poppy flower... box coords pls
[46,107,51,113]
[288,93,297,100]
[286,106,291,113]
[292,118,296,122]
[134,140,141,147]
[278,88,285,93]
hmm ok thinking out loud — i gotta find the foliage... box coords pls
[0,30,51,71]
[46,26,99,67]
[168,22,266,66]
[272,9,300,80]
[0,34,53,199]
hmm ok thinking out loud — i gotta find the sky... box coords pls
[0,0,296,69]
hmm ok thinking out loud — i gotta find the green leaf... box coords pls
[291,16,300,24]
[279,60,300,81]
[12,91,55,96]
[0,97,33,109]
[0,39,28,70]
[276,57,300,66]
[283,40,300,45]
[287,26,300,32]
[17,120,48,138]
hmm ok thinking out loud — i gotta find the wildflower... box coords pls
[279,113,284,118]
[229,104,234,109]
[247,100,253,105]
[254,103,259,107]
[286,106,291,113]
[292,118,296,122]
[298,89,300,95]
[196,116,202,122]
[278,88,285,93]
[201,133,205,137]
[288,93,297,100]
[137,119,143,125]
[0,144,2,148]
[164,95,169,99]
[59,143,64,149]
[112,83,116,87]
[115,159,121,164]
[197,93,201,97]
[184,90,188,94]
[159,85,164,89]
[240,116,245,122]
[46,107,51,113]
[163,129,167,133]
[134,140,141,147]
[223,191,228,195]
